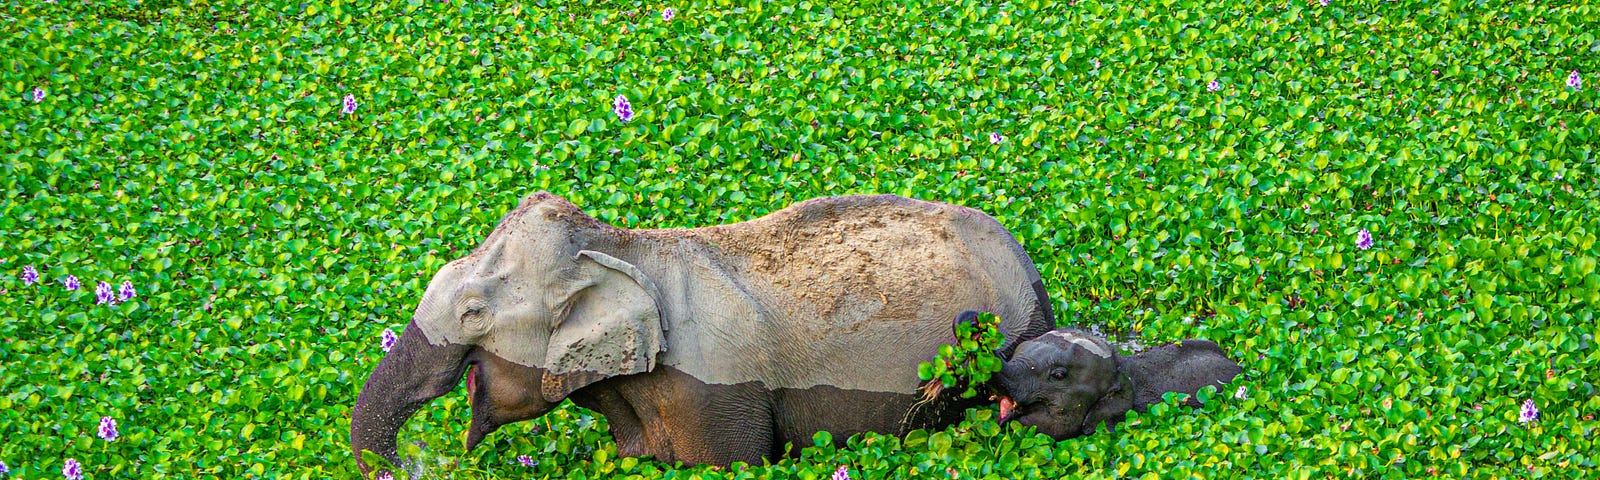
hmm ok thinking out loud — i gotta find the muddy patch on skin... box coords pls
[1078,323,1149,354]
[676,195,985,329]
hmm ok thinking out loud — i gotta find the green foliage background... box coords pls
[3,0,1598,478]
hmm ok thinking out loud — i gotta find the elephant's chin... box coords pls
[465,414,496,452]
[462,355,559,452]
[1023,415,1082,440]
[995,395,1084,440]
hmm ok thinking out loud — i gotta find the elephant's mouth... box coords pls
[465,363,480,406]
[995,394,1052,428]
[997,395,1018,423]
[997,395,1041,425]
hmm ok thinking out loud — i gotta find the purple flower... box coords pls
[118,280,137,302]
[517,455,537,467]
[1207,80,1222,92]
[989,132,1004,144]
[99,416,119,441]
[662,7,675,21]
[1234,385,1248,400]
[376,473,394,480]
[63,275,80,291]
[381,328,399,352]
[1319,0,1329,5]
[95,281,114,305]
[1,460,9,475]
[1569,70,1583,91]
[1520,399,1539,424]
[342,94,358,115]
[1356,229,1374,250]
[833,466,851,480]
[613,94,635,122]
[32,87,45,102]
[20,266,38,286]
[63,459,82,480]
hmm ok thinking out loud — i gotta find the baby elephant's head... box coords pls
[993,329,1241,439]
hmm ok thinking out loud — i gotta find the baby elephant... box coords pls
[993,329,1241,439]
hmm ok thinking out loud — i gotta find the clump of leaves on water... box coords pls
[4,0,1598,478]
[918,312,1006,398]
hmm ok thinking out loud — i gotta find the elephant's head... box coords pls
[350,193,666,475]
[993,329,1240,440]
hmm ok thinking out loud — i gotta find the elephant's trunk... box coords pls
[350,321,471,476]
[953,309,1027,363]
[993,359,1037,420]
[995,335,1023,362]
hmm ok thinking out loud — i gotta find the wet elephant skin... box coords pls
[552,364,981,465]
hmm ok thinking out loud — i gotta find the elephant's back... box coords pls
[654,195,1052,394]
[736,195,1054,346]
[690,195,992,327]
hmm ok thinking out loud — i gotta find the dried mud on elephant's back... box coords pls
[688,196,984,331]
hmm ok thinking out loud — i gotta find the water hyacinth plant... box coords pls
[832,465,851,480]
[1207,79,1222,92]
[1356,228,1374,250]
[62,275,79,291]
[917,311,1006,398]
[342,94,358,115]
[661,7,674,21]
[613,94,634,122]
[62,459,81,480]
[118,280,136,302]
[988,132,1003,144]
[3,1,1596,478]
[380,329,398,352]
[94,281,114,305]
[98,416,118,442]
[517,455,536,467]
[1521,399,1539,424]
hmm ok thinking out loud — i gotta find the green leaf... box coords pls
[812,430,833,448]
[568,119,590,137]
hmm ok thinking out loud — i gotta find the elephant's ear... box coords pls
[540,250,665,402]
[1081,358,1134,436]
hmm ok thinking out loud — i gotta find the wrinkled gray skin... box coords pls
[350,192,1055,476]
[994,329,1241,439]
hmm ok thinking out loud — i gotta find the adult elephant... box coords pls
[350,192,1055,475]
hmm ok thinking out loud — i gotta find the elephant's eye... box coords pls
[1050,369,1067,381]
[463,306,485,317]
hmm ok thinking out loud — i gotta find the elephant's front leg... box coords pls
[570,386,653,459]
[578,366,776,466]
